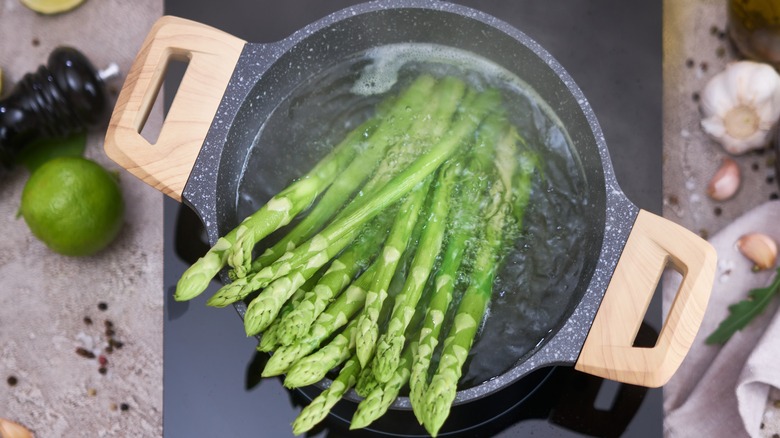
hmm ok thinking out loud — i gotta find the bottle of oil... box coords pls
[729,0,780,67]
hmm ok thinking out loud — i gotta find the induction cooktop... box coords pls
[161,1,663,437]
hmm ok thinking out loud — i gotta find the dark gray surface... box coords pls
[162,1,662,437]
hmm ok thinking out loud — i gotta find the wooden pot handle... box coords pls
[574,209,717,387]
[104,16,246,201]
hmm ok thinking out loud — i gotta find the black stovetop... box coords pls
[161,1,663,437]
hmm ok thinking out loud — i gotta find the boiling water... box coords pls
[237,43,591,389]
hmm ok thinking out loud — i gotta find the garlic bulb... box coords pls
[700,61,780,155]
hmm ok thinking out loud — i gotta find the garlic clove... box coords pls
[0,418,34,438]
[707,157,741,201]
[736,233,778,271]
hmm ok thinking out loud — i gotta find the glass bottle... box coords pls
[728,0,780,68]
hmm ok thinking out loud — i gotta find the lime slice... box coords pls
[19,0,86,15]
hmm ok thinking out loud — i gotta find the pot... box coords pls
[105,0,716,430]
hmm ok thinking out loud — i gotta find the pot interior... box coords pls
[213,4,607,396]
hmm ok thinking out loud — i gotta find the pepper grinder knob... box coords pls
[0,47,113,168]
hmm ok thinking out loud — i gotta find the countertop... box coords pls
[4,0,778,436]
[663,0,779,435]
[0,1,164,436]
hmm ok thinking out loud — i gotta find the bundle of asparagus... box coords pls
[174,74,538,437]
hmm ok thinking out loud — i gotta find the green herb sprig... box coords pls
[706,266,780,345]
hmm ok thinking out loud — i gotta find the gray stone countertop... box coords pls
[663,1,779,436]
[0,1,164,436]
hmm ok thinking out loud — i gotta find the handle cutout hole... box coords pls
[631,263,681,348]
[138,57,189,144]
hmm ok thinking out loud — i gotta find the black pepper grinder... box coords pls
[0,46,117,171]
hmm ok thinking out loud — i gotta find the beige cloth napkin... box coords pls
[663,200,780,437]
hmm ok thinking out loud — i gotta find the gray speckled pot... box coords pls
[159,0,648,434]
[185,0,635,407]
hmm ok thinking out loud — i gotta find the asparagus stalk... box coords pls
[261,263,377,377]
[349,78,466,365]
[242,230,363,336]
[422,125,523,437]
[246,75,438,273]
[355,178,431,367]
[284,317,357,388]
[207,227,354,308]
[243,88,500,296]
[355,360,380,398]
[346,76,466,208]
[274,212,393,346]
[351,343,416,430]
[173,116,377,301]
[408,115,505,422]
[372,158,462,383]
[291,356,361,435]
[256,269,323,352]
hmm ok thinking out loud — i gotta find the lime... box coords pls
[21,156,124,256]
[19,0,86,15]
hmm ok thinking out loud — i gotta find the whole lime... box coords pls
[20,157,124,256]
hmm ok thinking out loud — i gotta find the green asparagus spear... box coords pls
[242,230,363,336]
[261,264,377,377]
[351,343,416,430]
[346,76,466,209]
[256,274,315,353]
[372,158,462,383]
[422,125,524,437]
[284,317,357,388]
[246,75,439,273]
[174,117,375,301]
[274,215,390,346]
[242,89,500,296]
[355,360,380,398]
[355,178,431,367]
[291,356,361,435]
[407,114,505,422]
[207,227,354,309]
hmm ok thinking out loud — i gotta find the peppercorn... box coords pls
[76,347,96,359]
[98,302,108,311]
[120,403,130,411]
[7,376,18,386]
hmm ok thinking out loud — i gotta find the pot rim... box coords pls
[182,0,638,409]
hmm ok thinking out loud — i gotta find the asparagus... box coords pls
[348,76,466,205]
[242,230,361,336]
[246,75,438,274]
[291,356,361,435]
[422,125,524,437]
[173,116,375,301]
[355,360,380,398]
[351,343,416,430]
[261,263,377,377]
[350,78,466,365]
[242,88,500,296]
[207,228,354,308]
[408,115,505,423]
[372,158,462,383]
[274,219,386,346]
[284,317,357,388]
[355,178,431,367]
[256,270,322,352]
